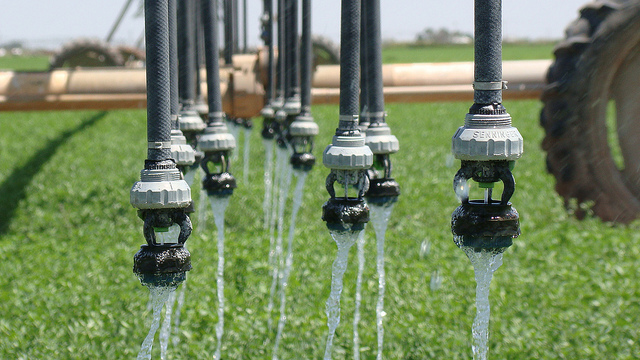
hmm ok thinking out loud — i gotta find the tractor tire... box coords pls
[49,38,125,69]
[311,35,340,67]
[117,45,146,68]
[540,0,640,223]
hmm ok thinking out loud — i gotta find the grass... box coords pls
[0,100,639,359]
[382,42,555,63]
[0,55,50,71]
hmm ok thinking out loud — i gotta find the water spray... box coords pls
[131,0,192,290]
[451,0,523,253]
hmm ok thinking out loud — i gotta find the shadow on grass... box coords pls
[0,111,108,235]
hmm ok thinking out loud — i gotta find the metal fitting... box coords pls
[452,111,523,161]
[451,200,520,253]
[323,134,373,170]
[130,161,192,210]
[178,108,207,134]
[198,122,237,153]
[170,129,196,166]
[365,122,399,155]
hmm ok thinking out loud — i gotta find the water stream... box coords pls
[352,230,366,360]
[272,170,308,360]
[369,203,395,360]
[136,285,178,360]
[243,127,252,183]
[171,278,187,346]
[324,228,360,360]
[460,243,504,360]
[159,291,177,360]
[262,138,275,230]
[267,146,292,329]
[209,196,231,360]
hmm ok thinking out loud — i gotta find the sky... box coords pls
[0,0,588,49]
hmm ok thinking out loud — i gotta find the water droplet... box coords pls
[454,177,469,203]
[430,269,442,291]
[419,240,431,259]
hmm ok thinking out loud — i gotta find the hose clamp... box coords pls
[148,141,172,150]
[473,81,508,91]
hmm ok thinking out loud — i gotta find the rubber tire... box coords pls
[540,0,640,223]
[49,38,125,69]
[311,35,340,67]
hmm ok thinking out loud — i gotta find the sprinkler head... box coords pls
[131,160,191,210]
[242,118,253,129]
[322,197,370,232]
[198,119,236,154]
[193,98,209,119]
[199,115,237,197]
[171,129,196,167]
[288,112,319,171]
[179,107,207,145]
[452,106,523,162]
[365,122,399,155]
[451,200,520,253]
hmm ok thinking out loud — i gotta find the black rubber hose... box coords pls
[145,0,172,161]
[277,0,285,99]
[364,0,384,125]
[178,0,197,104]
[264,0,275,101]
[195,0,204,100]
[201,0,224,123]
[338,0,361,130]
[359,0,368,118]
[300,0,312,111]
[224,0,235,65]
[284,0,299,99]
[474,0,502,105]
[169,0,180,128]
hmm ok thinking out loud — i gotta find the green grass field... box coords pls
[0,100,639,359]
[1,44,639,359]
[0,54,50,71]
[382,42,555,63]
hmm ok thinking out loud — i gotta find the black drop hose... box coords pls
[224,0,235,65]
[338,0,361,131]
[364,0,384,125]
[264,0,275,101]
[359,0,368,119]
[169,0,180,128]
[284,0,299,99]
[201,0,224,124]
[300,0,312,111]
[277,0,285,99]
[178,0,197,104]
[145,0,172,161]
[474,0,502,105]
[195,0,204,100]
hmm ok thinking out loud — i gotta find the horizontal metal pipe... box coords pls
[0,59,550,112]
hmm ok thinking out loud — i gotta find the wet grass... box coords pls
[0,101,639,359]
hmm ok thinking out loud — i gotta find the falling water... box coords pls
[324,228,359,360]
[272,170,308,360]
[460,242,504,360]
[230,122,241,163]
[267,145,292,329]
[352,230,366,360]
[262,138,275,229]
[159,291,177,360]
[171,278,187,346]
[243,127,252,183]
[136,285,177,360]
[369,203,395,360]
[210,196,231,360]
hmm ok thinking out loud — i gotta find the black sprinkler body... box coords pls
[365,177,400,206]
[451,200,520,252]
[322,197,370,232]
[202,171,237,197]
[290,152,316,171]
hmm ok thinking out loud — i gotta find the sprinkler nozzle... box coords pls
[322,197,370,232]
[179,107,207,145]
[193,98,209,119]
[451,200,520,253]
[452,110,523,162]
[202,171,237,197]
[365,177,401,205]
[134,245,191,287]
[288,112,319,171]
[171,129,196,168]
